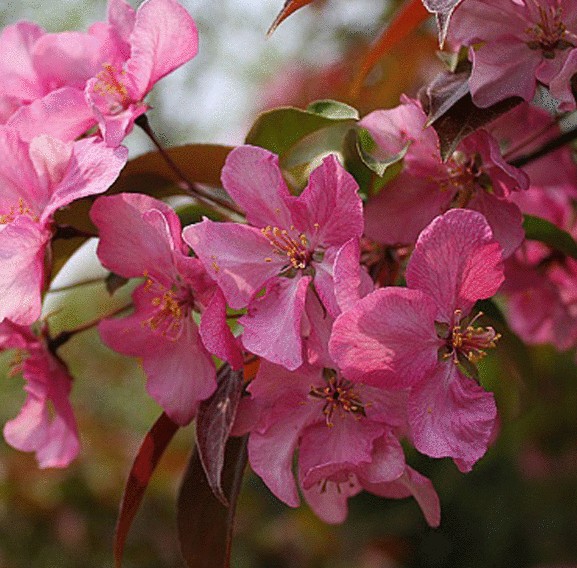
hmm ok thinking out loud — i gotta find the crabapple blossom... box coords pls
[183,145,364,371]
[90,193,242,426]
[450,0,577,107]
[0,321,80,468]
[361,96,528,257]
[244,360,440,526]
[330,209,504,471]
[0,127,127,325]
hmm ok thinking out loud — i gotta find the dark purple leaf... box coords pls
[196,365,244,506]
[177,435,248,568]
[105,272,129,296]
[419,70,470,127]
[114,413,179,568]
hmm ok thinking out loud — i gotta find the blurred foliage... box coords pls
[1,0,577,567]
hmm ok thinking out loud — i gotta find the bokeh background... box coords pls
[1,1,577,567]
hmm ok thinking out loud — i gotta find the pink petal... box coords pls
[329,287,440,388]
[183,218,283,309]
[289,154,363,247]
[199,288,244,370]
[125,0,198,98]
[302,288,334,369]
[312,246,339,317]
[220,145,293,228]
[549,49,577,112]
[3,351,80,469]
[300,474,362,524]
[355,432,405,485]
[7,87,95,143]
[333,238,373,313]
[364,466,441,527]
[408,362,497,472]
[298,419,385,489]
[0,217,50,325]
[42,137,128,221]
[240,275,311,371]
[107,0,137,45]
[406,208,504,323]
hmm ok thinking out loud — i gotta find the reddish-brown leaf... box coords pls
[177,436,248,568]
[267,0,316,36]
[114,412,179,568]
[351,0,429,96]
[196,366,244,506]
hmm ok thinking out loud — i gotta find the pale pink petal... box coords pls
[333,238,373,313]
[240,275,311,371]
[467,191,524,259]
[408,363,497,472]
[302,288,334,368]
[329,287,440,388]
[300,475,362,524]
[364,467,441,527]
[406,209,504,322]
[28,135,72,192]
[43,137,127,221]
[289,154,363,247]
[7,87,95,142]
[91,193,177,280]
[312,246,339,317]
[107,0,137,45]
[298,419,385,489]
[199,288,243,370]
[183,218,283,309]
[4,352,80,469]
[220,145,293,228]
[125,0,198,98]
[0,218,50,325]
[364,174,451,246]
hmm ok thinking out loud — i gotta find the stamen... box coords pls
[0,198,39,225]
[93,63,131,114]
[525,5,574,57]
[447,310,501,364]
[261,225,311,269]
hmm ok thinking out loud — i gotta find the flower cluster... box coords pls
[1,0,577,536]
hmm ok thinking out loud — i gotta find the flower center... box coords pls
[0,198,38,225]
[308,372,366,427]
[261,225,311,270]
[442,151,491,207]
[93,63,131,114]
[444,310,501,366]
[525,5,574,58]
[141,276,193,341]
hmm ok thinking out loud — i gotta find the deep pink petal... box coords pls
[357,432,405,485]
[333,238,373,313]
[220,145,293,228]
[312,246,339,317]
[302,288,334,369]
[125,0,198,97]
[549,49,577,111]
[329,287,440,388]
[289,154,363,247]
[90,193,178,280]
[363,466,441,527]
[408,363,497,472]
[107,0,137,45]
[0,217,49,325]
[240,275,311,371]
[183,218,283,309]
[199,288,244,370]
[406,209,504,322]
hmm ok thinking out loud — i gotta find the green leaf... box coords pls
[523,214,577,259]
[245,103,357,158]
[306,99,360,120]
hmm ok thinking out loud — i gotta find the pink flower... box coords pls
[361,97,528,257]
[85,0,199,146]
[0,321,80,468]
[183,145,364,370]
[245,359,440,526]
[0,127,127,325]
[330,209,504,471]
[90,193,242,426]
[450,0,577,107]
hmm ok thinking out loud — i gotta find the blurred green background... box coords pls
[1,1,577,567]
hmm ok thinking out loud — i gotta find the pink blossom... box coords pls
[0,127,127,325]
[91,193,242,426]
[450,0,577,107]
[0,321,80,468]
[361,97,528,257]
[330,209,503,471]
[245,359,440,526]
[85,0,199,146]
[183,145,364,370]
